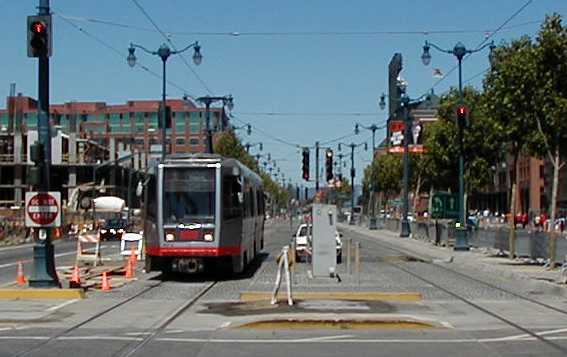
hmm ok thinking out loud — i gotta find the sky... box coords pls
[1,0,566,189]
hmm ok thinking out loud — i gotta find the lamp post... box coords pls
[196,95,234,154]
[338,141,367,225]
[234,123,252,136]
[127,41,202,161]
[421,40,495,250]
[355,120,386,230]
[245,142,263,153]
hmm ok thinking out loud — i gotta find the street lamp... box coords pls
[421,40,495,250]
[234,123,252,136]
[338,141,367,225]
[245,142,263,153]
[127,41,202,161]
[196,95,234,154]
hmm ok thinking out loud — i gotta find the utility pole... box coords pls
[400,96,411,238]
[350,144,355,215]
[315,141,320,193]
[29,0,59,287]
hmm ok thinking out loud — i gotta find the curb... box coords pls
[0,288,85,300]
[240,291,422,302]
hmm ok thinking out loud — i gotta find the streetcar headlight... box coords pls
[118,229,124,233]
[166,233,175,241]
[204,233,214,242]
[110,229,116,234]
[100,229,107,234]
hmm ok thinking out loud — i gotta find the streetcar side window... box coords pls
[146,175,157,220]
[222,176,242,219]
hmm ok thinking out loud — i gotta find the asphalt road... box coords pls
[2,220,567,356]
[0,238,121,287]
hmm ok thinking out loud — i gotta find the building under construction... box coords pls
[0,87,230,209]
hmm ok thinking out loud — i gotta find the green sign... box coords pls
[431,192,459,219]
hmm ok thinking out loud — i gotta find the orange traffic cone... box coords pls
[130,246,138,266]
[101,272,111,291]
[69,265,81,288]
[125,258,134,279]
[16,261,26,286]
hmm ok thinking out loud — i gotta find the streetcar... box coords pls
[143,154,265,275]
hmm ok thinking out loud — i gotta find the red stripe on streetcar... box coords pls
[146,246,241,257]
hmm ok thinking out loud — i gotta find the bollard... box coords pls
[346,238,352,275]
[355,241,361,286]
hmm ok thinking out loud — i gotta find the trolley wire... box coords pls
[54,12,194,96]
[56,13,546,38]
[422,0,534,96]
[130,0,214,95]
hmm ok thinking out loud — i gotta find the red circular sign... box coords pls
[27,193,59,225]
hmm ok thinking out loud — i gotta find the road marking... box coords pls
[0,245,110,269]
[0,335,567,344]
[296,335,354,342]
[0,243,35,252]
[46,299,79,312]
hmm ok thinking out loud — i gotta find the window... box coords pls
[189,138,200,145]
[223,176,242,220]
[146,175,157,220]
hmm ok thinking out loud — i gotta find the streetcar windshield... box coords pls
[163,168,216,222]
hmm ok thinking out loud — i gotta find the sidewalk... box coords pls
[339,222,567,296]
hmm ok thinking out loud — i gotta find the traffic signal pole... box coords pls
[315,141,320,193]
[455,57,468,250]
[29,0,59,287]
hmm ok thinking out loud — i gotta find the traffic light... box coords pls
[158,103,172,129]
[28,142,44,187]
[301,148,309,181]
[456,105,468,126]
[325,149,333,182]
[27,15,52,58]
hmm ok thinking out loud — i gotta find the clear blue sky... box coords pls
[1,0,565,187]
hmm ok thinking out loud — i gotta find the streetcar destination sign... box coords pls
[25,191,61,227]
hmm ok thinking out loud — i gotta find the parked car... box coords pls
[292,223,342,263]
[99,218,129,241]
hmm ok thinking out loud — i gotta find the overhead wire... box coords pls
[130,0,214,95]
[421,0,534,96]
[56,13,545,38]
[54,12,193,95]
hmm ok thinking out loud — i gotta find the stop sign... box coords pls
[25,192,61,227]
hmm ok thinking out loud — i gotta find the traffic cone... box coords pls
[69,265,81,288]
[101,272,111,291]
[16,261,26,286]
[130,245,138,266]
[124,258,134,279]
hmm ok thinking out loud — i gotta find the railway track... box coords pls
[11,279,218,357]
[348,228,567,355]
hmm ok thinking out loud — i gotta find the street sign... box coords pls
[25,192,61,227]
[431,192,459,219]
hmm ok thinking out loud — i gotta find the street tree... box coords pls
[532,14,567,262]
[424,87,503,194]
[483,36,543,257]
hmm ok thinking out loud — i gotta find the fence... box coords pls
[382,218,567,263]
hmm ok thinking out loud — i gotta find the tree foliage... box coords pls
[214,131,288,205]
[424,87,503,193]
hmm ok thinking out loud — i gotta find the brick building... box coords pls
[0,93,230,207]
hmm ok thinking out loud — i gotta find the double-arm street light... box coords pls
[338,141,368,224]
[196,95,234,154]
[354,122,386,152]
[421,40,495,250]
[245,142,263,153]
[127,41,202,161]
[234,123,252,136]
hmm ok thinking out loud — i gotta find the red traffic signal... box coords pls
[31,21,46,34]
[457,105,467,118]
[301,148,309,181]
[27,15,52,58]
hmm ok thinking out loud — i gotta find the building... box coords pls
[0,93,230,207]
